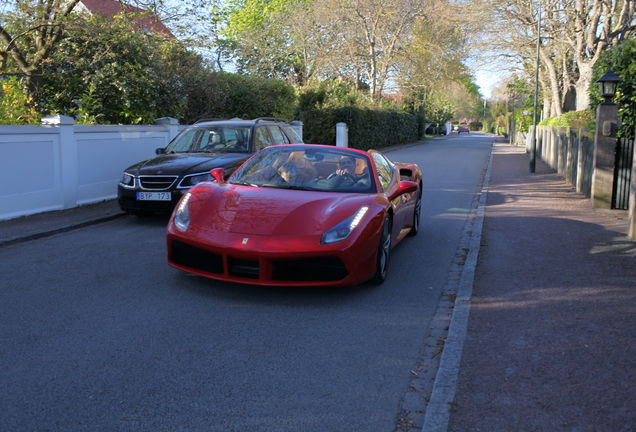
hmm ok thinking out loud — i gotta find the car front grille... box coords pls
[139,175,178,190]
[170,241,348,283]
[171,241,224,275]
[272,257,349,282]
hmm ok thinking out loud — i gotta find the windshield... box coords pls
[230,146,376,193]
[164,126,252,153]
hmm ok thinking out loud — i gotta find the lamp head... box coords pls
[595,70,622,104]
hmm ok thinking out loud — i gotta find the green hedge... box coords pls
[182,72,296,124]
[299,106,420,150]
[539,110,595,129]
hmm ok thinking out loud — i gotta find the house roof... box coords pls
[77,0,175,39]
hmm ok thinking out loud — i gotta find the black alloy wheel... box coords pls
[370,214,392,285]
[408,188,422,237]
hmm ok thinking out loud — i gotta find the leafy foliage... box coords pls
[180,71,296,124]
[0,76,40,124]
[513,109,535,133]
[299,106,419,149]
[214,0,312,86]
[38,13,185,124]
[297,83,419,148]
[591,39,636,140]
[0,0,82,98]
[538,111,594,129]
[425,100,456,126]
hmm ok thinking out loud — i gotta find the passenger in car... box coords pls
[279,162,299,183]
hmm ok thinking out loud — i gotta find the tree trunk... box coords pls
[24,68,43,102]
[574,62,594,111]
[540,51,563,117]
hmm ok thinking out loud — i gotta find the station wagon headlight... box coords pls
[120,172,135,188]
[173,192,192,232]
[181,173,213,188]
[321,206,369,245]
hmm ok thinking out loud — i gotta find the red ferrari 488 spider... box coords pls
[167,144,422,287]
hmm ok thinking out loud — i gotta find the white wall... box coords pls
[0,116,183,221]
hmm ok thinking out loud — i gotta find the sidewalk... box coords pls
[0,199,126,248]
[444,140,636,431]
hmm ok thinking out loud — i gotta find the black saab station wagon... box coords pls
[118,117,303,216]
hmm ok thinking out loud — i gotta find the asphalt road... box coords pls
[0,133,494,431]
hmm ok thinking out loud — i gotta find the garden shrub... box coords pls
[0,77,40,125]
[298,104,419,149]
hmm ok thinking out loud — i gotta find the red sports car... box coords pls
[166,144,422,287]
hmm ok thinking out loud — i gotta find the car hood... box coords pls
[188,183,374,237]
[127,152,249,176]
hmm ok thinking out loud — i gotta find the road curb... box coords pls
[0,213,128,248]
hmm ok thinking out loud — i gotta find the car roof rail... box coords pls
[254,117,288,125]
[194,118,225,124]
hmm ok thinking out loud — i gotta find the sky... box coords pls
[475,69,505,100]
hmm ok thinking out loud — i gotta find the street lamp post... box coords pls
[590,70,622,209]
[529,3,541,173]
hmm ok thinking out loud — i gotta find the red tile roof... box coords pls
[78,0,175,38]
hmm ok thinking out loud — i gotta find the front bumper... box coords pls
[166,227,379,287]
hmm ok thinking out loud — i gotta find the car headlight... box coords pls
[321,206,369,245]
[120,172,135,187]
[181,172,213,188]
[173,192,192,232]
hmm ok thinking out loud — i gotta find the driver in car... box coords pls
[201,131,221,151]
[334,155,359,181]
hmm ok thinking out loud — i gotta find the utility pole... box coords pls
[529,2,541,173]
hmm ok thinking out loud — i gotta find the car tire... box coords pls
[370,215,392,285]
[408,188,422,237]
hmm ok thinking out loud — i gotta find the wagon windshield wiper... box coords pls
[229,180,257,187]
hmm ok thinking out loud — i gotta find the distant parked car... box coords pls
[457,125,470,134]
[426,125,447,135]
[118,117,303,216]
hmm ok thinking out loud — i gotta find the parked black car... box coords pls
[118,117,303,216]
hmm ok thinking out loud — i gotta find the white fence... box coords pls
[0,115,183,221]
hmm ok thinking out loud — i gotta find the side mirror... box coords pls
[155,148,165,155]
[388,180,418,201]
[210,168,225,183]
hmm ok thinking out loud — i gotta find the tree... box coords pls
[467,0,636,115]
[215,0,316,85]
[0,0,82,99]
[390,1,477,124]
[218,0,427,99]
[332,0,424,99]
[426,99,456,127]
[34,11,186,124]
